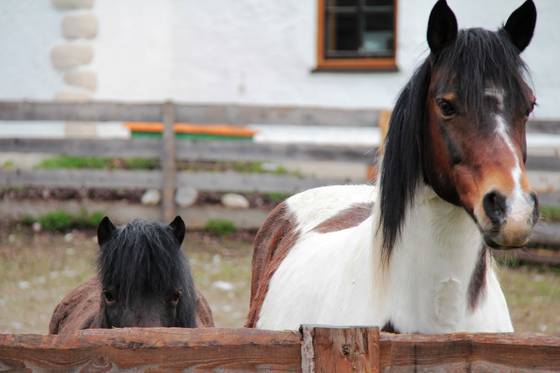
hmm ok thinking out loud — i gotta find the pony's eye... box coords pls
[436,98,456,118]
[103,290,116,304]
[169,290,181,304]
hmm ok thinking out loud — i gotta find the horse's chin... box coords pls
[482,235,527,251]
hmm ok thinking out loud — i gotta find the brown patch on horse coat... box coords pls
[49,277,214,335]
[312,202,373,233]
[246,202,299,327]
[468,245,488,311]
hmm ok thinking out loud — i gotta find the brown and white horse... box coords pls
[247,0,539,333]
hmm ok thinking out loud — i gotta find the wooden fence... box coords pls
[0,326,559,372]
[0,100,384,221]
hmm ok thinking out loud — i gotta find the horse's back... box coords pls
[247,184,376,327]
[49,277,102,335]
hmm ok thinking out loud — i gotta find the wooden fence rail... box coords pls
[0,327,559,372]
[0,100,559,224]
[0,100,379,127]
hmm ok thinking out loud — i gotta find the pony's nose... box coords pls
[481,190,538,248]
[483,191,507,225]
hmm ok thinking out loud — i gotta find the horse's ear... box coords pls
[97,216,116,247]
[503,0,536,53]
[427,0,458,55]
[169,216,186,245]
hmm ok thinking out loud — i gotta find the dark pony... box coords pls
[97,216,196,328]
[379,0,537,262]
[49,216,214,334]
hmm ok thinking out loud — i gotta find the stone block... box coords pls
[62,14,98,39]
[64,70,97,91]
[52,0,93,10]
[51,44,93,69]
[55,91,91,102]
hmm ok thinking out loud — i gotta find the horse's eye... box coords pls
[436,98,456,118]
[169,290,181,305]
[103,290,116,304]
[526,101,536,117]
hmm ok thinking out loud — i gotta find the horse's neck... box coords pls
[374,185,485,332]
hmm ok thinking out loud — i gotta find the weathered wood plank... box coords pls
[0,169,351,193]
[301,326,380,373]
[0,101,162,122]
[0,199,270,229]
[530,222,560,247]
[176,171,350,193]
[379,332,560,373]
[0,100,379,127]
[0,138,376,163]
[161,101,177,220]
[0,328,302,372]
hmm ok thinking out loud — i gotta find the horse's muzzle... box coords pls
[478,190,538,249]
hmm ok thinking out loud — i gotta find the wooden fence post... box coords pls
[366,109,391,182]
[301,326,380,373]
[161,101,177,221]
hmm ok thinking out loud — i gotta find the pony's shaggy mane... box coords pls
[98,219,196,326]
[379,28,530,263]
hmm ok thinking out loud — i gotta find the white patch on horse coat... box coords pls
[256,184,513,333]
[495,113,533,221]
[433,279,463,328]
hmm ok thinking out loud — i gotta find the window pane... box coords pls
[364,0,393,6]
[327,0,358,7]
[326,12,360,52]
[363,11,394,55]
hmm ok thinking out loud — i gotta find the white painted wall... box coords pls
[92,0,560,120]
[0,0,63,99]
[0,1,557,119]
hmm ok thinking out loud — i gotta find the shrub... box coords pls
[22,209,106,231]
[38,211,73,231]
[205,219,237,236]
[540,205,560,222]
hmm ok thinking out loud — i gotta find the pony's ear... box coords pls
[169,216,186,245]
[427,0,458,55]
[97,216,116,247]
[503,0,536,53]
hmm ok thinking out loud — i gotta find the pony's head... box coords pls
[380,0,538,259]
[96,216,196,328]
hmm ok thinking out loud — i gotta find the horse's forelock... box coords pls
[97,220,192,307]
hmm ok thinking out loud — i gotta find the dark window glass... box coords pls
[324,0,395,59]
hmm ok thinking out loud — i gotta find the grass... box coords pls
[0,229,558,334]
[22,210,105,232]
[204,219,237,236]
[541,205,560,222]
[1,160,15,169]
[263,192,291,203]
[36,155,158,170]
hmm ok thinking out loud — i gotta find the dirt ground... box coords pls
[0,227,559,335]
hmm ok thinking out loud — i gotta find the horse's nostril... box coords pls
[530,191,539,222]
[483,191,507,225]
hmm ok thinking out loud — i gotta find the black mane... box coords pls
[97,219,196,326]
[379,28,529,262]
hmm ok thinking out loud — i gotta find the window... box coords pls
[316,0,397,71]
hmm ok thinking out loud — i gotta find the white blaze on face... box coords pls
[485,88,533,224]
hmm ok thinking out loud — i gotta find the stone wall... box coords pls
[51,0,98,137]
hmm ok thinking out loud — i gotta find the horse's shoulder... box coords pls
[49,277,101,334]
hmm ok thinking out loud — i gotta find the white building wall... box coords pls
[0,0,63,99]
[0,0,557,119]
[92,0,560,120]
